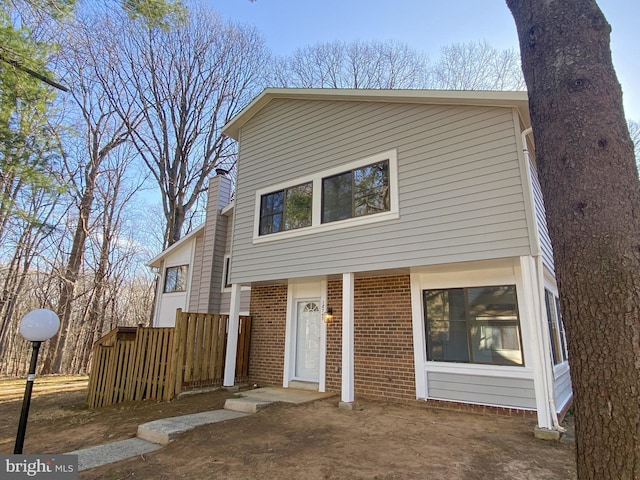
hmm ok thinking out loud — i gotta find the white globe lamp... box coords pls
[14,308,60,454]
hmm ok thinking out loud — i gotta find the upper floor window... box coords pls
[322,160,389,223]
[164,265,188,293]
[424,285,524,366]
[259,182,312,235]
[253,150,399,241]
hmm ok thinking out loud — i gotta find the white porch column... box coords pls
[223,283,242,387]
[340,272,355,406]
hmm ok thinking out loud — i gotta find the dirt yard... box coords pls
[0,376,576,479]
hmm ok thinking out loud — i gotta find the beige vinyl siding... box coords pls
[427,372,537,410]
[225,215,233,255]
[188,235,205,311]
[231,99,533,283]
[528,157,555,273]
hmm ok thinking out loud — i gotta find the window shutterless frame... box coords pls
[424,285,524,367]
[252,149,399,243]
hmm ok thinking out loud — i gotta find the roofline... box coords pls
[222,88,531,140]
[147,223,205,268]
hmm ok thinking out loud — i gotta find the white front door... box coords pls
[294,300,321,381]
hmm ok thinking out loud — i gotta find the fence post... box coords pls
[169,308,185,398]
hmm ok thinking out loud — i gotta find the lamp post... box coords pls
[14,309,60,454]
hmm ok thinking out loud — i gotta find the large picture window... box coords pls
[259,182,312,235]
[424,285,524,366]
[164,265,188,293]
[322,160,389,223]
[545,289,568,365]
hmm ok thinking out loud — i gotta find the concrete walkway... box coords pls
[66,387,334,471]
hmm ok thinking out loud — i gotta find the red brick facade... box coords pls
[250,275,416,402]
[325,275,415,400]
[247,284,288,387]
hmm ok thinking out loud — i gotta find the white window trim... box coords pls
[163,264,189,294]
[425,360,534,380]
[252,149,399,243]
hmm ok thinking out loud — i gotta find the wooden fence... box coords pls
[87,311,252,408]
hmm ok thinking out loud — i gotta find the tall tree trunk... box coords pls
[507,1,640,478]
[42,169,97,374]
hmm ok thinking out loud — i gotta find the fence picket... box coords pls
[86,312,251,408]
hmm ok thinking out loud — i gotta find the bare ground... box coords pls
[0,377,576,479]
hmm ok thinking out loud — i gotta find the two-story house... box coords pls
[219,88,571,434]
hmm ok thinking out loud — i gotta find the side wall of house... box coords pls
[231,99,533,284]
[248,284,288,387]
[155,240,195,327]
[528,154,555,273]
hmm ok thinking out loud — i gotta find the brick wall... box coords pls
[249,275,416,401]
[325,275,416,401]
[247,284,288,387]
[325,280,343,393]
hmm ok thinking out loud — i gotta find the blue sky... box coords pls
[209,0,640,121]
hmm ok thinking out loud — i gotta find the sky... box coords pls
[208,0,640,121]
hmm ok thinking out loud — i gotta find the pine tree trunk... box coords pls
[507,1,640,478]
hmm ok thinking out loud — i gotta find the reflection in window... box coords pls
[259,182,312,235]
[322,160,389,223]
[424,286,524,366]
[164,265,188,293]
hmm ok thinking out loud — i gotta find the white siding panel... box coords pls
[554,366,573,412]
[428,371,537,410]
[231,99,533,283]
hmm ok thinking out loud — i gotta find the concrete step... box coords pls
[67,438,161,471]
[224,396,273,414]
[137,410,248,445]
[288,381,319,391]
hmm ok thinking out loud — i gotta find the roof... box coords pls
[222,88,531,140]
[147,224,205,268]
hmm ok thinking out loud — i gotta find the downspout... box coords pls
[522,127,566,434]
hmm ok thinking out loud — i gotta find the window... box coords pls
[259,182,312,235]
[164,265,188,293]
[253,150,398,240]
[424,286,524,366]
[222,256,232,290]
[322,160,389,223]
[545,289,568,365]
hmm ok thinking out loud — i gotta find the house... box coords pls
[218,88,572,433]
[148,172,250,327]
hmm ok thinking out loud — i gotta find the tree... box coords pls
[38,8,138,373]
[507,1,640,478]
[101,4,269,246]
[430,40,524,90]
[274,39,430,89]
